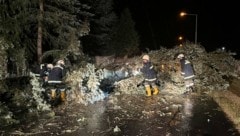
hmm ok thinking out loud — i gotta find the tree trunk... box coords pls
[37,0,44,64]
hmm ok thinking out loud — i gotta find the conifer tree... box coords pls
[0,0,38,57]
[0,0,93,64]
[109,8,140,57]
[81,0,117,56]
[39,0,93,63]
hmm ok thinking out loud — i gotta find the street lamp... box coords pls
[178,36,183,41]
[178,36,183,47]
[180,12,198,45]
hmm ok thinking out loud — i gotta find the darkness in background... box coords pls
[114,0,240,58]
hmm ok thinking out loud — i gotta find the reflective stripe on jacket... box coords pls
[48,65,66,82]
[140,61,157,81]
[180,58,195,79]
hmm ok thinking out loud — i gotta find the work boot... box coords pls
[60,91,66,102]
[145,85,152,96]
[153,86,159,95]
[51,89,56,100]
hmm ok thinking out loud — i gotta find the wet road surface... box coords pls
[1,93,240,136]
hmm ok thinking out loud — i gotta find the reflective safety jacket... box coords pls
[48,65,66,83]
[140,61,157,82]
[40,64,51,78]
[180,58,195,80]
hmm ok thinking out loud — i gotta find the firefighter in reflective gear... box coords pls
[177,54,195,93]
[48,60,66,102]
[140,55,159,96]
[40,63,53,87]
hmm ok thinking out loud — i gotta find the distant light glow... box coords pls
[178,36,183,40]
[222,46,225,51]
[180,12,186,16]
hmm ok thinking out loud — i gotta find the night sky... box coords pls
[115,0,240,58]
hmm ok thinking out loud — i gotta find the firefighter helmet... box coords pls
[177,54,184,59]
[142,55,150,61]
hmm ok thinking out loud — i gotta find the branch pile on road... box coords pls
[113,42,240,95]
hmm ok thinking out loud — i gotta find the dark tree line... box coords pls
[0,0,140,69]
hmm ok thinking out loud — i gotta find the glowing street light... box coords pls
[180,12,198,45]
[178,36,183,47]
[178,36,183,41]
